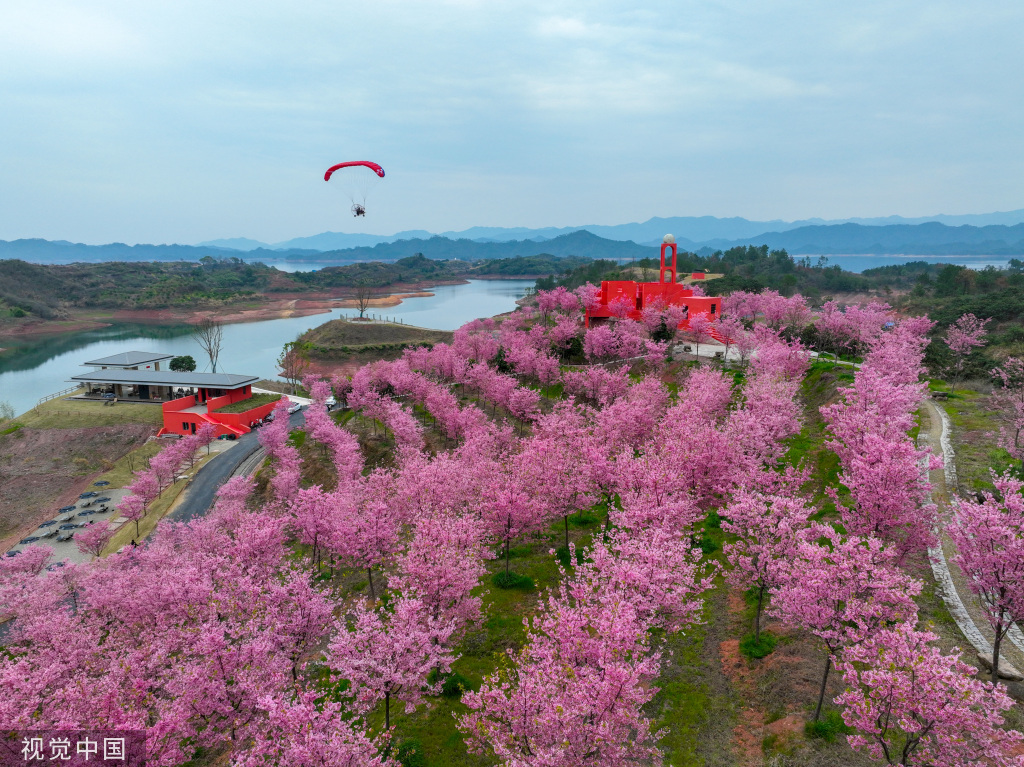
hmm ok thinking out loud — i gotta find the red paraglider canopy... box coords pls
[324,161,385,181]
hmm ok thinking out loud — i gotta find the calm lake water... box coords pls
[0,279,533,418]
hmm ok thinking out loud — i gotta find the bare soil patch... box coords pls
[0,423,155,550]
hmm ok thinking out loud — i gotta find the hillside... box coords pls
[715,221,1024,255]
[301,319,453,351]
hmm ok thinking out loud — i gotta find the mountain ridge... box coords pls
[199,209,1024,252]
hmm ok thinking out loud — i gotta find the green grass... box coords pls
[739,631,778,659]
[805,710,852,742]
[491,571,535,590]
[785,362,847,516]
[650,585,737,766]
[938,389,1017,492]
[212,393,281,413]
[14,395,164,429]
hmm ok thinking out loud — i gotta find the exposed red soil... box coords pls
[0,280,465,341]
[0,424,155,551]
[0,318,114,338]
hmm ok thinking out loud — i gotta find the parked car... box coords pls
[19,537,40,545]
[287,401,303,414]
[59,523,79,530]
[325,396,337,411]
[79,492,99,499]
[5,551,20,558]
[39,520,58,528]
[56,532,74,543]
[41,529,58,539]
[77,510,96,517]
[96,497,112,503]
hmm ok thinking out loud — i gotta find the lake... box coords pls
[0,279,534,419]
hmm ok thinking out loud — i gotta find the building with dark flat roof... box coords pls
[71,369,259,397]
[70,353,283,438]
[82,351,174,370]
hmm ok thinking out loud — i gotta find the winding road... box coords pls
[167,409,306,524]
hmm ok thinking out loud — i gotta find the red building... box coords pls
[584,239,723,330]
[71,361,283,439]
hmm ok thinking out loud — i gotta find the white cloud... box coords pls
[0,2,147,64]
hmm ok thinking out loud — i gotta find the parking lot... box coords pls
[5,484,131,565]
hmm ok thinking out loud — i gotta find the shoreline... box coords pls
[0,280,467,342]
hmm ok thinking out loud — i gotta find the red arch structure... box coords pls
[584,242,723,331]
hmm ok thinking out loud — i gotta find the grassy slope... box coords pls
[13,396,164,430]
[302,319,454,352]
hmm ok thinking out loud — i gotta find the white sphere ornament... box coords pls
[663,234,676,244]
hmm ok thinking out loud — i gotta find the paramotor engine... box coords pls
[324,161,385,217]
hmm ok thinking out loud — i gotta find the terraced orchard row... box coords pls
[2,286,1022,767]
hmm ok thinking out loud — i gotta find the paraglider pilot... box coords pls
[352,204,366,217]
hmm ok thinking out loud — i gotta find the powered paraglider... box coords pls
[324,161,385,217]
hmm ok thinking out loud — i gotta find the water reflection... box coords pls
[0,279,533,418]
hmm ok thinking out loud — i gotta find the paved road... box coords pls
[167,410,306,524]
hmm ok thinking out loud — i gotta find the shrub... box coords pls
[440,671,474,699]
[492,571,535,590]
[805,710,851,742]
[739,631,778,659]
[394,739,427,767]
[695,535,718,555]
[10,307,26,317]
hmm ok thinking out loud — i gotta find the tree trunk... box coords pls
[385,691,390,730]
[813,655,832,721]
[564,515,570,550]
[367,567,376,601]
[754,585,765,643]
[993,623,1004,684]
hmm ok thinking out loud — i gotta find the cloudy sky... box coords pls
[2,0,1023,244]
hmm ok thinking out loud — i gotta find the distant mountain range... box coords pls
[198,210,1024,252]
[6,215,1024,267]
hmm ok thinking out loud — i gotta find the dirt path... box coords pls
[921,398,1024,678]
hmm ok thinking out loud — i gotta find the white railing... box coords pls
[37,386,83,406]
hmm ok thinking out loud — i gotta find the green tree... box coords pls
[169,355,197,372]
[278,339,312,394]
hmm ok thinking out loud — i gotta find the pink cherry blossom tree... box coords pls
[949,471,1024,682]
[230,692,397,767]
[329,597,456,730]
[460,549,668,766]
[837,625,1023,766]
[992,357,1024,465]
[75,520,115,558]
[772,528,921,720]
[722,492,812,643]
[945,312,989,392]
[687,313,713,359]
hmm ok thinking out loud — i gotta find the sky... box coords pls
[2,0,1023,245]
